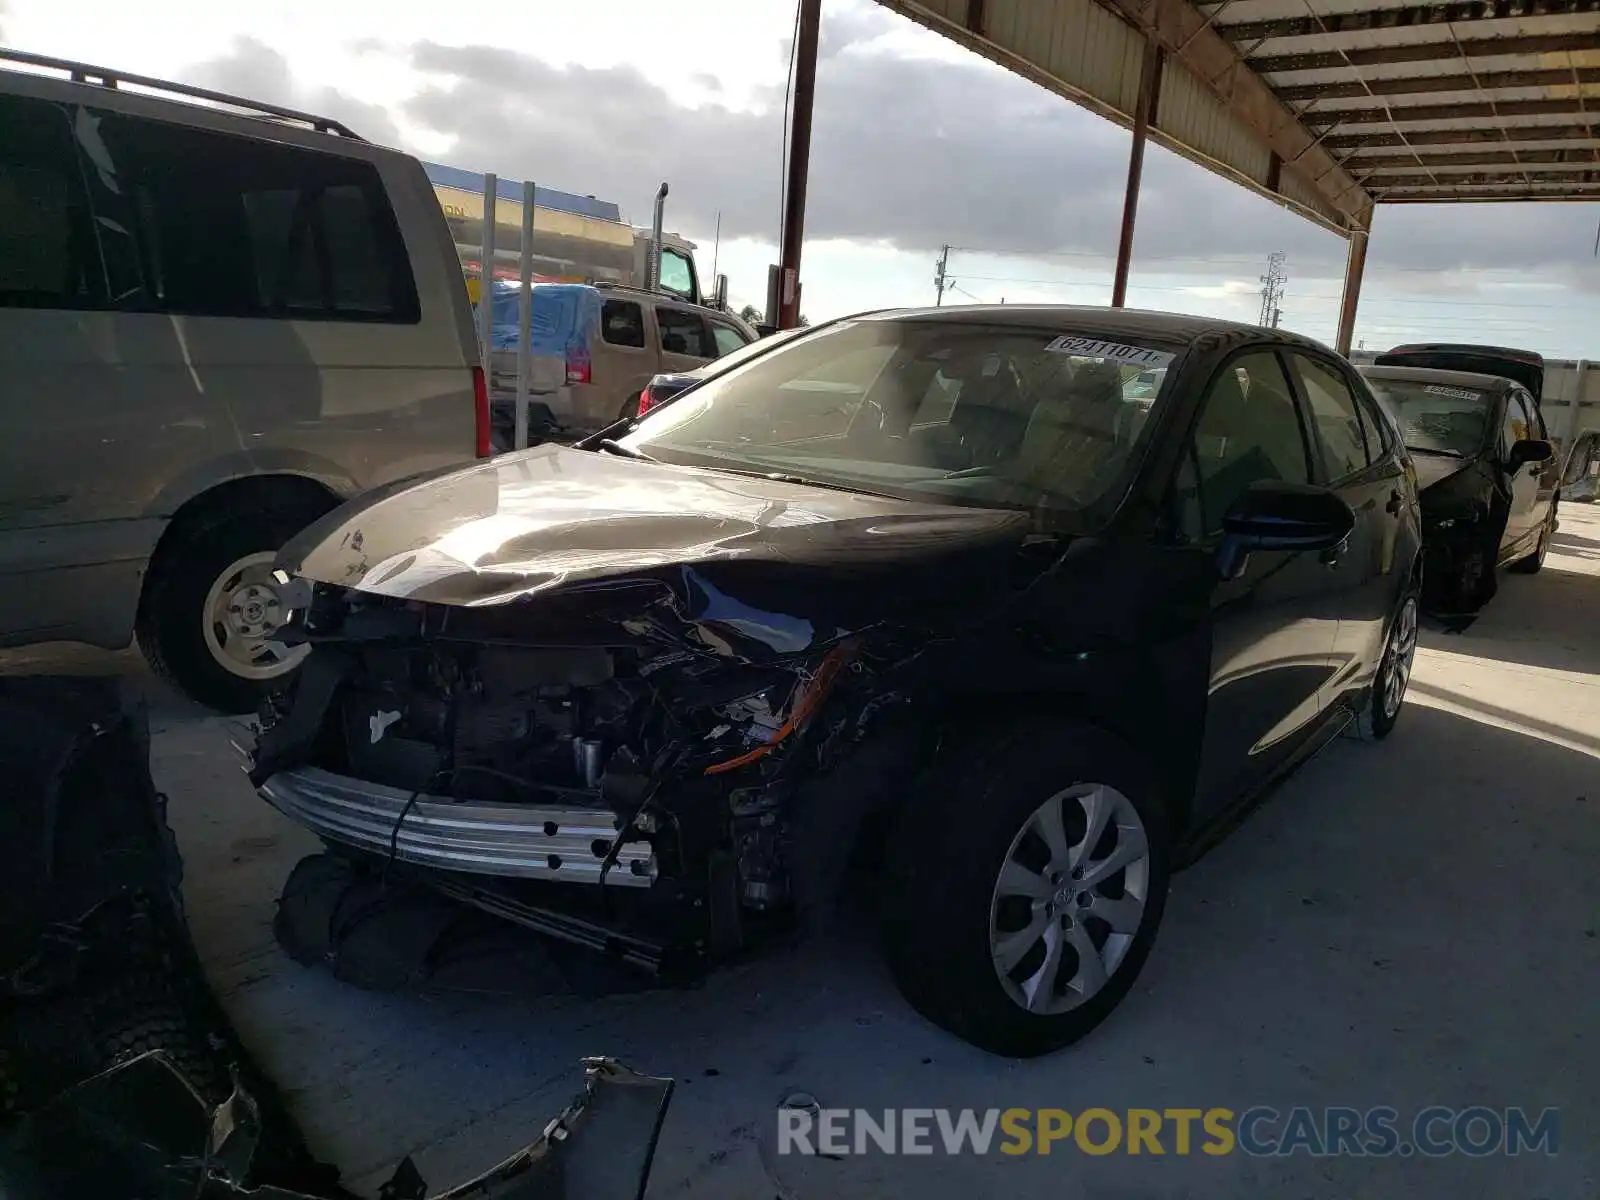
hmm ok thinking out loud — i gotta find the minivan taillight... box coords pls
[566,347,592,385]
[472,366,491,458]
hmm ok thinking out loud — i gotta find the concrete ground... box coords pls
[4,507,1597,1198]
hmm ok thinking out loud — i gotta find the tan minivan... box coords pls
[486,281,757,442]
[0,51,486,712]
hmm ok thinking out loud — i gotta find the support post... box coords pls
[515,179,536,450]
[476,173,498,381]
[1335,226,1369,356]
[1111,40,1162,309]
[778,0,822,330]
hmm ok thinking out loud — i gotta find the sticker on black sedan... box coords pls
[1043,336,1174,368]
[1422,384,1483,402]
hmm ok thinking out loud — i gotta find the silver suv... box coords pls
[0,50,486,711]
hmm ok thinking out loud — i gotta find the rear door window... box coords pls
[97,112,419,322]
[0,95,101,309]
[600,299,646,348]
[709,321,749,357]
[1290,354,1372,481]
[656,306,714,358]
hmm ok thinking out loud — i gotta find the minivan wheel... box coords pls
[138,507,323,713]
[882,719,1170,1057]
[1356,591,1419,741]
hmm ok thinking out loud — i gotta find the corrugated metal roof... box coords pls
[876,0,1600,234]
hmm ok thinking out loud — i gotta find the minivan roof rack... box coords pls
[0,47,367,140]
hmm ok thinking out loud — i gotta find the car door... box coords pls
[1517,388,1560,536]
[1498,389,1541,558]
[595,296,656,420]
[1285,351,1408,704]
[0,91,180,646]
[1169,349,1343,820]
[655,304,714,374]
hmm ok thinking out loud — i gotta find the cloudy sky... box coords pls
[5,0,1600,355]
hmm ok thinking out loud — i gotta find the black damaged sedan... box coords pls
[1359,360,1559,615]
[249,307,1422,1057]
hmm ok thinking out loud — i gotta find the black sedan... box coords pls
[252,306,1422,1057]
[1360,363,1558,614]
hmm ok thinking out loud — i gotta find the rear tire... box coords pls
[1508,499,1557,574]
[881,718,1171,1057]
[137,503,328,713]
[1355,590,1419,741]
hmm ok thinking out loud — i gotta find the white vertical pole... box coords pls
[476,173,498,387]
[515,179,536,450]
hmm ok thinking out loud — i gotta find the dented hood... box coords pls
[277,444,1034,610]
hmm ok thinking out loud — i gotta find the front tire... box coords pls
[882,719,1171,1057]
[137,505,325,713]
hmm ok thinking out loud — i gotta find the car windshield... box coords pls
[1364,377,1493,457]
[620,319,1180,520]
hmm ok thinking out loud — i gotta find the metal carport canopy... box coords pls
[808,0,1600,351]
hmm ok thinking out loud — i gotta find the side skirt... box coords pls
[1173,703,1354,869]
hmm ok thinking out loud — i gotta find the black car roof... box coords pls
[1359,364,1518,394]
[853,304,1336,353]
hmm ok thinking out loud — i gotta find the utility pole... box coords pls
[934,244,950,306]
[1258,250,1287,329]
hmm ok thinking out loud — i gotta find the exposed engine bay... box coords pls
[249,579,916,982]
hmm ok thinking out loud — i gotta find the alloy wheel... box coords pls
[988,783,1150,1016]
[201,552,308,681]
[1381,595,1419,719]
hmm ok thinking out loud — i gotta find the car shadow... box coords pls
[156,694,1598,1200]
[1414,560,1600,678]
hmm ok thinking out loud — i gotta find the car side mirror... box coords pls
[1216,480,1357,581]
[1506,438,1553,471]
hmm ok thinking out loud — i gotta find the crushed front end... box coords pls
[246,573,889,981]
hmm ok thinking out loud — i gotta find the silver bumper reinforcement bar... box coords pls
[258,766,657,887]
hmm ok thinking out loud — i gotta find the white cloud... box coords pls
[6,0,1599,355]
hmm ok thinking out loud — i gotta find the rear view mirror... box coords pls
[1507,438,1553,471]
[1217,480,1356,580]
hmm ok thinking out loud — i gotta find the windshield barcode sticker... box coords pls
[1422,384,1483,401]
[1043,336,1174,368]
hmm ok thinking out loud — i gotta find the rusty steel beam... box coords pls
[1097,0,1373,229]
[1379,184,1600,199]
[1335,228,1368,356]
[1307,97,1600,125]
[1277,64,1600,102]
[1355,146,1600,167]
[1325,123,1600,149]
[1112,41,1164,308]
[1363,164,1600,185]
[1213,0,1599,41]
[1248,32,1599,75]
